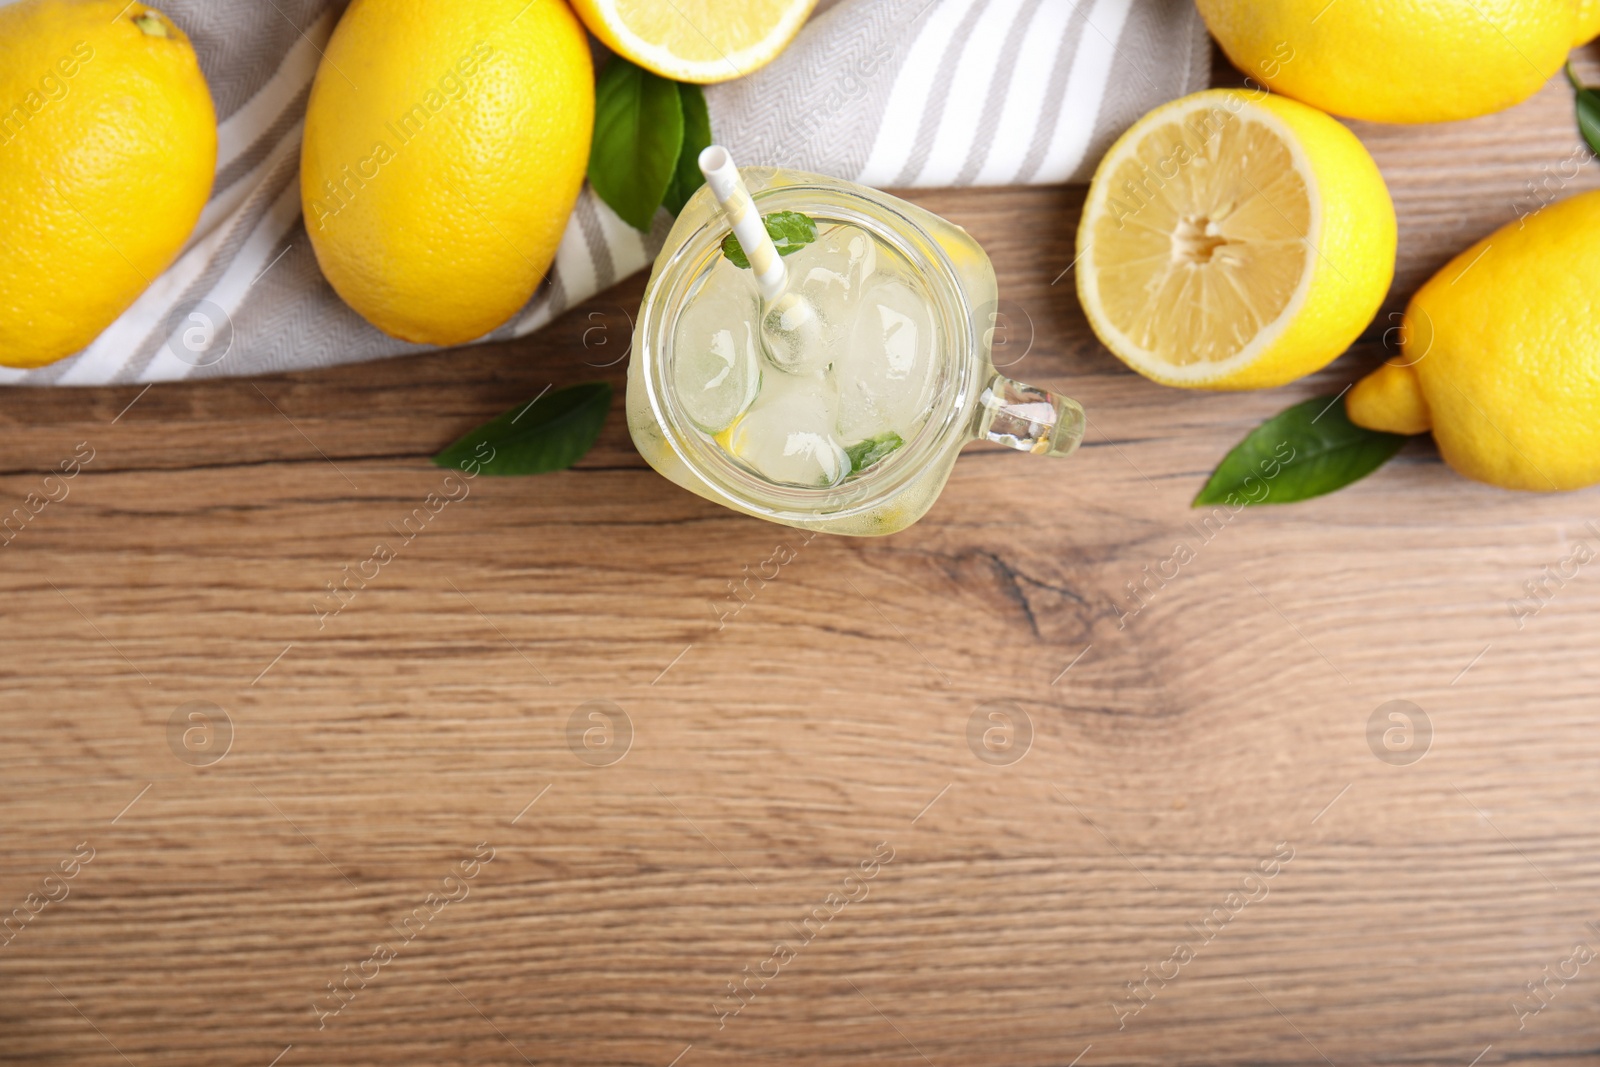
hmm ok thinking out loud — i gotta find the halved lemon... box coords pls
[570,0,817,84]
[1075,89,1396,391]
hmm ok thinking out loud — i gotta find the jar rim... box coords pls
[636,174,981,524]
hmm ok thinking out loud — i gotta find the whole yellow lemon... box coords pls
[301,0,593,346]
[1348,189,1600,491]
[0,0,216,369]
[1579,0,1600,43]
[1196,0,1574,123]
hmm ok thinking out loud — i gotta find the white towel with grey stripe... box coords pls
[2,0,1208,387]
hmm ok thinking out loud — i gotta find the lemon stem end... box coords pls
[1348,359,1432,436]
[133,13,170,37]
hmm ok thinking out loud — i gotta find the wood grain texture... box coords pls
[5,48,1600,1067]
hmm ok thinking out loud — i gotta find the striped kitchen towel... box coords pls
[1,0,1208,387]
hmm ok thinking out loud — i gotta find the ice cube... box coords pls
[791,223,877,311]
[759,225,879,377]
[833,275,939,444]
[672,264,762,433]
[724,378,849,489]
[760,291,828,376]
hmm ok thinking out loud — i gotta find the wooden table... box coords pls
[6,51,1600,1067]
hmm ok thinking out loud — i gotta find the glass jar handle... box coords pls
[976,374,1085,457]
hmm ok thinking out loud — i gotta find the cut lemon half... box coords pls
[570,0,817,84]
[1075,89,1395,391]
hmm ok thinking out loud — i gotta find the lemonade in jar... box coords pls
[627,147,1084,536]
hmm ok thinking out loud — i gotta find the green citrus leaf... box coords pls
[1193,395,1407,507]
[433,382,611,476]
[588,58,683,231]
[721,211,819,269]
[661,83,712,216]
[1574,89,1600,157]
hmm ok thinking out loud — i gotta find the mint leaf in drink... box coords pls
[721,234,751,269]
[846,432,903,473]
[721,211,819,269]
[1193,395,1408,506]
[1568,63,1600,157]
[433,382,611,476]
[588,58,683,231]
[762,211,819,253]
[661,83,712,216]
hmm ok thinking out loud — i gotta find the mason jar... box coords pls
[627,165,1084,536]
